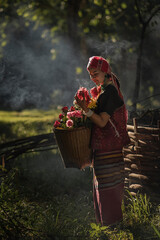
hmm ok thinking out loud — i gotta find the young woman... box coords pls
[75,56,130,226]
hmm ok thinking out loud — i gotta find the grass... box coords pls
[0,109,61,142]
[0,109,60,123]
[0,153,160,240]
[0,109,160,239]
[0,152,95,240]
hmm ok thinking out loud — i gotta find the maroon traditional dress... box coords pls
[91,82,130,226]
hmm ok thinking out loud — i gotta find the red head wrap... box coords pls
[87,56,123,98]
[87,56,111,74]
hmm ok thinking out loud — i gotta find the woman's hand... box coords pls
[74,91,88,112]
[75,91,110,127]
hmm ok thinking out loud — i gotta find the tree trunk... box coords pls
[66,0,82,50]
[132,25,146,113]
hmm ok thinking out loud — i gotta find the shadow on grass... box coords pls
[9,150,93,200]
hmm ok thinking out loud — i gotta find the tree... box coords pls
[131,0,160,113]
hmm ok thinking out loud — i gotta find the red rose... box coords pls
[90,86,101,99]
[85,94,91,106]
[59,113,64,120]
[70,106,75,111]
[76,87,91,104]
[90,87,98,99]
[54,120,61,128]
[76,88,83,100]
[62,106,68,113]
[97,85,101,94]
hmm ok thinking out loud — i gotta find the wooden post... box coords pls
[133,117,142,177]
[133,118,139,148]
[2,155,5,169]
[158,120,160,142]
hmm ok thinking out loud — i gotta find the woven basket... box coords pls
[54,127,92,169]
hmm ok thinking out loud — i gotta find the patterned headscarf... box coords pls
[87,56,111,74]
[87,56,123,98]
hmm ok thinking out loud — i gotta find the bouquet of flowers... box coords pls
[53,85,101,130]
[53,85,101,169]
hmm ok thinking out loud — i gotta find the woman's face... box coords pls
[88,68,105,85]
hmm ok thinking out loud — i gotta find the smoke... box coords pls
[0,16,160,111]
[87,37,132,60]
[0,75,42,109]
[0,25,85,110]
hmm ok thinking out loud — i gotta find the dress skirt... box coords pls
[93,149,125,226]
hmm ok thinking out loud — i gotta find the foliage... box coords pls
[0,0,159,50]
[124,191,152,225]
[90,223,134,240]
[0,169,45,239]
[151,204,160,238]
[152,224,160,238]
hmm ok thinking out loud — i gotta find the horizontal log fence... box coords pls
[123,118,160,202]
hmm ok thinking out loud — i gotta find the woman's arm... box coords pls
[75,93,110,128]
[89,111,110,128]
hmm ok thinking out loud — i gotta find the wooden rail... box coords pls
[124,119,160,201]
[0,133,57,165]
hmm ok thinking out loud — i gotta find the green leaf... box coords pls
[151,223,160,237]
[121,3,127,9]
[90,222,99,230]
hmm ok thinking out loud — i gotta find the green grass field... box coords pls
[0,109,61,142]
[0,109,160,239]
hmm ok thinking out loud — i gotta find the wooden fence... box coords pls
[123,118,160,201]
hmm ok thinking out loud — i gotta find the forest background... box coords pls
[0,0,160,115]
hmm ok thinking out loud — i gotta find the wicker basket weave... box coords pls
[54,127,92,169]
